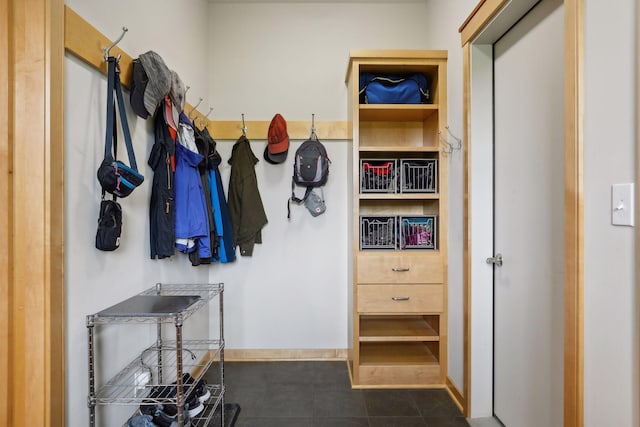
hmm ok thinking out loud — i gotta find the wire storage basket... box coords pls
[399,215,437,250]
[360,215,397,250]
[360,159,398,193]
[400,159,437,193]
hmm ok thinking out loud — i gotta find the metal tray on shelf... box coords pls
[96,295,202,318]
[90,283,223,324]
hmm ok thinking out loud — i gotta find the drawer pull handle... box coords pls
[392,268,410,272]
[392,296,410,301]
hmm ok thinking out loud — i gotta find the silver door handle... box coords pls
[486,253,503,267]
[392,297,410,301]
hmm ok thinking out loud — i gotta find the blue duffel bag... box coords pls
[359,73,431,104]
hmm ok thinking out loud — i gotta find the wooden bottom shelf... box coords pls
[359,315,439,342]
[360,342,438,365]
[357,364,441,386]
[354,342,441,386]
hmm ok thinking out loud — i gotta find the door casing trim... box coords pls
[460,1,583,425]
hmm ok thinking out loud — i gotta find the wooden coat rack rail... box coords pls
[63,6,349,141]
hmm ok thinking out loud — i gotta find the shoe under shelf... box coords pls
[124,383,225,427]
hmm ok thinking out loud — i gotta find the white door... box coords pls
[492,1,565,425]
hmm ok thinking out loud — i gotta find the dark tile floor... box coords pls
[205,361,469,427]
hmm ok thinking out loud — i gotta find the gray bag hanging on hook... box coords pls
[303,188,326,217]
[288,120,330,219]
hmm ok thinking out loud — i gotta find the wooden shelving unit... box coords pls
[346,50,448,388]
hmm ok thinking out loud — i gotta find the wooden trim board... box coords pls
[446,376,465,413]
[225,349,348,361]
[64,6,134,87]
[3,0,65,425]
[459,0,509,46]
[48,1,66,424]
[209,120,349,141]
[461,42,472,418]
[460,0,584,424]
[0,0,10,423]
[563,1,584,425]
[63,5,350,141]
[345,49,448,82]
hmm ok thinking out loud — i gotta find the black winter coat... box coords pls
[148,111,176,259]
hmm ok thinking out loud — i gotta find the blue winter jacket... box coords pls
[209,165,236,263]
[174,141,211,257]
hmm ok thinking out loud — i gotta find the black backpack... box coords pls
[288,135,330,218]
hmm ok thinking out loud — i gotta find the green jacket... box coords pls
[227,136,268,256]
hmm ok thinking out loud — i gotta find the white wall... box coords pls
[205,2,433,350]
[462,0,639,423]
[66,0,211,103]
[64,1,447,425]
[468,43,495,418]
[207,2,433,121]
[423,0,478,393]
[64,1,211,426]
[63,1,640,425]
[583,0,639,425]
[206,1,474,387]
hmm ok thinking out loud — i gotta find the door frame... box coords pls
[459,1,583,426]
[1,0,65,425]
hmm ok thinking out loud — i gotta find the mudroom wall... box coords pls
[204,1,438,351]
[583,0,639,424]
[421,0,478,391]
[205,2,475,397]
[63,1,470,426]
[64,0,212,425]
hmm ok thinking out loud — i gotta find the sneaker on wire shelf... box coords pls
[181,372,211,403]
[138,403,191,427]
[172,373,205,417]
[139,384,192,426]
[152,408,190,427]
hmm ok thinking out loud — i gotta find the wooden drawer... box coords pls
[356,253,443,284]
[357,284,443,313]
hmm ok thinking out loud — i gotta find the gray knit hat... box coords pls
[138,51,171,116]
[169,70,186,112]
[169,70,186,126]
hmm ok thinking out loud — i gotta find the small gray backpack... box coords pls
[288,134,330,218]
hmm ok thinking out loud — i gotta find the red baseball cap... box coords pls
[264,113,289,164]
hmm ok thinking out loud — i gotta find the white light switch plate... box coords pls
[612,183,634,226]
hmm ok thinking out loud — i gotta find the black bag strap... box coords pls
[104,56,139,171]
[102,103,119,202]
[287,179,312,219]
[291,181,312,204]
